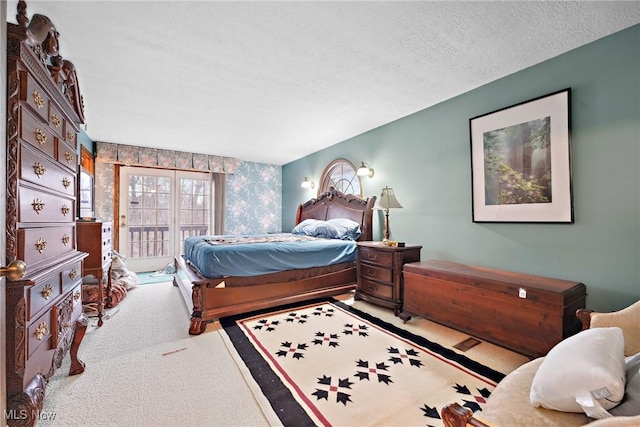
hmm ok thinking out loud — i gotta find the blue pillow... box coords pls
[291,219,324,236]
[322,218,362,240]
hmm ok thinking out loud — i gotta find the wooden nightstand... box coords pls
[355,242,422,315]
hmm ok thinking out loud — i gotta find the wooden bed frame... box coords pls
[174,188,376,335]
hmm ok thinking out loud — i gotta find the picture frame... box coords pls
[470,88,573,223]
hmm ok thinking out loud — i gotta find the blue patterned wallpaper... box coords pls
[225,161,282,234]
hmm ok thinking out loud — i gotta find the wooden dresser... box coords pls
[5,4,88,425]
[77,221,112,326]
[401,260,587,357]
[355,242,422,315]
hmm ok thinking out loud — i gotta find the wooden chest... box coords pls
[401,260,587,357]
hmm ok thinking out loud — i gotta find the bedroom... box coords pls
[2,1,640,425]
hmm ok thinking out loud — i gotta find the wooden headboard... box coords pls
[295,188,376,241]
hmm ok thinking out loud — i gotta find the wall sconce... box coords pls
[375,186,403,240]
[301,177,315,189]
[356,161,374,178]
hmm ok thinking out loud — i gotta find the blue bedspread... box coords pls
[183,233,357,278]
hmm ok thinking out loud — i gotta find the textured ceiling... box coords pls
[8,1,640,165]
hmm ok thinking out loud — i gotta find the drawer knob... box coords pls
[33,162,46,177]
[35,238,47,253]
[32,198,45,214]
[67,131,75,143]
[69,269,77,280]
[51,113,61,128]
[0,260,26,281]
[41,284,53,300]
[34,322,49,340]
[73,291,81,302]
[61,205,70,216]
[62,234,70,246]
[366,253,378,261]
[32,90,44,108]
[65,151,73,163]
[35,128,47,145]
[62,177,70,188]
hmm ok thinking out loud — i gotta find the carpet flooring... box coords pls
[37,281,529,426]
[220,299,507,426]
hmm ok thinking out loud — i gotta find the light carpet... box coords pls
[220,299,509,427]
[37,281,529,426]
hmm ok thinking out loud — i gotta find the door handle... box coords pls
[0,260,26,281]
[120,214,127,228]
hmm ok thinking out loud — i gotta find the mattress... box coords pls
[183,233,357,278]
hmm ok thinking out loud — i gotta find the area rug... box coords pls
[220,298,506,427]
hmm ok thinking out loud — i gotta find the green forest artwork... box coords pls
[483,116,551,205]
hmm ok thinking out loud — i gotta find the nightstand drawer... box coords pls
[359,247,393,266]
[360,264,392,283]
[359,277,393,300]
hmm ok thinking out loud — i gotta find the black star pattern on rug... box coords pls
[311,375,354,406]
[342,323,369,337]
[253,319,280,332]
[312,307,335,317]
[354,359,393,384]
[276,341,308,359]
[419,385,492,421]
[312,332,340,347]
[285,312,309,324]
[387,347,423,367]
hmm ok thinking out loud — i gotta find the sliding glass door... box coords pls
[118,167,212,272]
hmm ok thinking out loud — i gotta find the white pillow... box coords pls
[530,327,626,416]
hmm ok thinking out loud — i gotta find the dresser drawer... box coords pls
[21,108,55,159]
[28,309,52,358]
[20,144,76,198]
[18,225,76,269]
[28,274,61,321]
[19,185,75,223]
[61,261,82,293]
[359,277,393,300]
[20,71,50,121]
[360,263,393,283]
[56,140,78,172]
[359,247,394,266]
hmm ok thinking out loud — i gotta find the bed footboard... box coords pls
[174,255,357,335]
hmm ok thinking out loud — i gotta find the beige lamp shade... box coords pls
[375,186,402,240]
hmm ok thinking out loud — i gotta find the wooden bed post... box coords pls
[189,284,206,335]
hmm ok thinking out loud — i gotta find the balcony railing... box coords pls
[127,225,209,258]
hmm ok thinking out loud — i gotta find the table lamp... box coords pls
[376,186,403,241]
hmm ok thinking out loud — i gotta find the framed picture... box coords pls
[470,88,573,223]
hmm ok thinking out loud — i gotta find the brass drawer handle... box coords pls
[51,113,61,128]
[35,322,49,340]
[366,253,378,261]
[366,268,377,277]
[35,128,47,145]
[65,151,73,163]
[73,291,81,301]
[33,163,46,177]
[35,238,47,253]
[67,131,75,143]
[41,284,53,300]
[33,90,44,108]
[62,177,70,188]
[61,205,70,216]
[32,198,45,214]
[62,234,70,246]
[69,269,77,280]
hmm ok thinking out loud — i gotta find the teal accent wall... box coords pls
[283,24,640,312]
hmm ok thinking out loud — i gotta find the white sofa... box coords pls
[442,300,640,427]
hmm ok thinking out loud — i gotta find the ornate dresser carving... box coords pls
[5,2,88,425]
